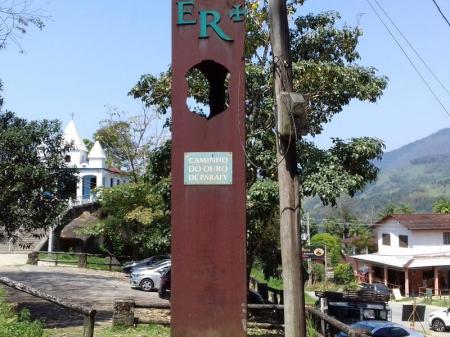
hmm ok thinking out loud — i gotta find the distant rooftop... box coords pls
[375,214,450,230]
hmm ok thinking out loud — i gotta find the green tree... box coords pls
[311,263,325,283]
[333,263,355,285]
[378,202,415,219]
[127,3,386,277]
[84,179,171,258]
[94,106,168,183]
[0,111,77,241]
[310,233,342,267]
[433,198,450,214]
[82,140,172,258]
[348,225,375,254]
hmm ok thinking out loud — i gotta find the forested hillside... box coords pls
[305,128,450,221]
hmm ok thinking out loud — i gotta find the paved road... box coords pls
[389,300,448,337]
[0,265,168,327]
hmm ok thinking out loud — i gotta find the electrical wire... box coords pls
[373,0,450,96]
[432,0,450,28]
[366,0,450,117]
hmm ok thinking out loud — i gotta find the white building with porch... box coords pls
[63,120,127,204]
[351,214,450,297]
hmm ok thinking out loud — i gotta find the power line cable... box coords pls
[366,0,450,117]
[373,0,450,96]
[432,0,450,28]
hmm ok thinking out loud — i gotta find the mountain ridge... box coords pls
[305,127,450,220]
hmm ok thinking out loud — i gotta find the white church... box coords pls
[63,120,127,205]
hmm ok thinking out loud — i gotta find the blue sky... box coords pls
[1,0,449,151]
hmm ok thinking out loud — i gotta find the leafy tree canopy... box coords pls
[85,179,171,258]
[111,2,387,274]
[378,202,415,219]
[432,198,450,214]
[94,106,168,183]
[310,233,342,267]
[0,111,77,241]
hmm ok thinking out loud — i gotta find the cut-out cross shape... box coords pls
[229,5,247,22]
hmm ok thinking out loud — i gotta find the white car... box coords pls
[129,260,171,292]
[428,307,450,332]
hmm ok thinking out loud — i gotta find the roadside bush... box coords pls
[311,263,325,283]
[343,281,358,291]
[0,289,47,337]
[333,263,355,285]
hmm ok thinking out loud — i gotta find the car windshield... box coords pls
[151,260,170,268]
[375,284,389,291]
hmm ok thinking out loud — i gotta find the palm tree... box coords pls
[433,199,450,214]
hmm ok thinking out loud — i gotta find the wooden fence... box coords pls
[0,277,96,337]
[249,277,283,304]
[28,251,126,271]
[112,299,369,337]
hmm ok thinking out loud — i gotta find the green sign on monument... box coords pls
[184,152,233,185]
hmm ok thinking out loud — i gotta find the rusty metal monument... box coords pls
[171,0,247,336]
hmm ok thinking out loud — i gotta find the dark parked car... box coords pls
[358,283,391,302]
[122,255,170,274]
[158,268,267,305]
[158,266,171,299]
[335,321,424,337]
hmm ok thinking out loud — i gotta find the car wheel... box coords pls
[432,318,446,332]
[140,278,154,292]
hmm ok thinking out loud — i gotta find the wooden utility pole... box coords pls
[268,1,306,337]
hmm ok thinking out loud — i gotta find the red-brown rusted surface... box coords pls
[171,0,247,336]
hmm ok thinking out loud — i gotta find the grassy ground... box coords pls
[250,268,316,305]
[419,297,450,307]
[45,325,284,337]
[251,268,283,290]
[38,253,122,271]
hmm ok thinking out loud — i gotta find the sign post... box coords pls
[171,1,247,336]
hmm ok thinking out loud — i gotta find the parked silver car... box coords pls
[129,260,171,292]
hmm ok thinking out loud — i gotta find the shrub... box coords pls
[311,263,325,283]
[0,289,47,337]
[333,263,355,285]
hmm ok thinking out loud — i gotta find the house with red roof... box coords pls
[351,214,450,296]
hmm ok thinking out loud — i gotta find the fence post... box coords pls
[55,253,58,266]
[109,256,112,271]
[83,311,96,337]
[258,282,269,302]
[79,254,87,268]
[27,252,38,265]
[113,298,135,327]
